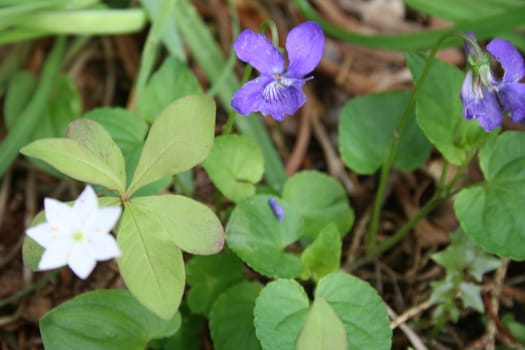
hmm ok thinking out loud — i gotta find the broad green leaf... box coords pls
[186,251,245,315]
[406,52,490,165]
[339,90,431,174]
[316,273,392,350]
[226,195,304,278]
[117,202,185,319]
[67,118,126,191]
[301,224,341,281]
[83,108,173,195]
[282,171,354,239]
[137,56,202,122]
[203,135,264,203]
[210,282,263,350]
[131,194,224,255]
[128,94,215,194]
[431,230,500,282]
[296,298,347,350]
[254,279,310,350]
[40,290,181,350]
[502,314,525,344]
[20,137,126,193]
[455,132,525,260]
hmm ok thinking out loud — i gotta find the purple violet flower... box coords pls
[231,21,325,121]
[268,196,284,222]
[460,33,525,131]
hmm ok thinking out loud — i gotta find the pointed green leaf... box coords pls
[406,52,491,165]
[117,202,185,319]
[137,57,202,122]
[339,90,431,174]
[301,224,341,281]
[203,135,264,203]
[186,252,245,315]
[40,290,181,350]
[226,195,304,278]
[455,132,525,260]
[296,298,347,350]
[128,94,215,194]
[254,279,310,350]
[67,118,126,189]
[210,282,263,350]
[316,273,392,350]
[20,137,125,194]
[283,171,354,239]
[131,194,224,255]
[458,282,484,312]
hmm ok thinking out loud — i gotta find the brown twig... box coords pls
[285,107,311,175]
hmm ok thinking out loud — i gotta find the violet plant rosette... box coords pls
[231,21,325,121]
[460,32,525,131]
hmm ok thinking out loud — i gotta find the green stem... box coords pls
[0,36,65,177]
[366,32,454,256]
[0,270,60,308]
[222,65,253,134]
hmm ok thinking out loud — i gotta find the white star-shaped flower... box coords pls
[26,185,122,279]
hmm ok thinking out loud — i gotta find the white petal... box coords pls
[92,206,122,233]
[38,241,71,270]
[86,233,121,261]
[67,244,97,279]
[73,186,99,219]
[26,223,57,248]
[44,198,78,228]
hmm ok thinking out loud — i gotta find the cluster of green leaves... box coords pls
[430,230,500,331]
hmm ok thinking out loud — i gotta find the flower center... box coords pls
[262,75,295,103]
[72,230,85,242]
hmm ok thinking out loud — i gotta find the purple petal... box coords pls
[268,197,284,222]
[259,82,307,121]
[487,39,525,83]
[234,29,284,75]
[285,21,325,78]
[231,75,273,116]
[461,71,502,131]
[499,82,525,122]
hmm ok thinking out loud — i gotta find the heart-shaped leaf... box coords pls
[226,195,303,278]
[253,279,310,350]
[203,135,264,203]
[455,131,525,259]
[210,282,263,350]
[406,52,491,165]
[282,171,354,239]
[128,94,215,194]
[339,90,431,174]
[136,57,202,122]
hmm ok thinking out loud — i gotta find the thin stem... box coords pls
[366,31,455,256]
[222,65,252,134]
[0,270,60,308]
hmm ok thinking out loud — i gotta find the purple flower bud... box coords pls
[231,21,325,121]
[268,196,284,222]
